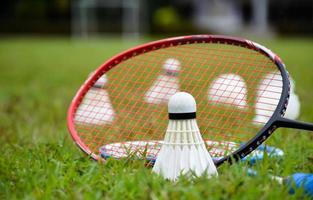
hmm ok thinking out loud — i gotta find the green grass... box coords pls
[0,36,313,199]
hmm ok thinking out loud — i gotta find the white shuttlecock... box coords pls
[208,73,248,109]
[163,58,181,73]
[144,58,180,104]
[152,92,218,181]
[285,92,300,119]
[253,72,282,124]
[284,77,300,119]
[75,74,115,125]
[290,77,295,92]
[253,73,300,125]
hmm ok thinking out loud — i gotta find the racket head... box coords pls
[67,35,290,166]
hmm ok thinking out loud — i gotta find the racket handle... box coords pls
[247,169,313,197]
[276,117,313,132]
[287,173,313,196]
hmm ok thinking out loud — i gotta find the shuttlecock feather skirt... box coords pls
[152,119,218,181]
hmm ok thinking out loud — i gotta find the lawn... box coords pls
[0,36,312,199]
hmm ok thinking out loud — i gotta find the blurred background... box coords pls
[1,0,313,143]
[1,1,313,198]
[1,0,313,142]
[1,0,312,38]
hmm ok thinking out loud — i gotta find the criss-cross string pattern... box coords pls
[73,42,282,160]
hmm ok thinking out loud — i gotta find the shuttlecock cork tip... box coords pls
[168,92,196,119]
[163,58,181,73]
[89,72,108,88]
[96,74,108,86]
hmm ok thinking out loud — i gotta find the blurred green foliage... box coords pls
[153,6,181,29]
[15,0,70,18]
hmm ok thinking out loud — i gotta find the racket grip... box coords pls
[287,173,313,196]
[247,169,313,197]
[276,118,313,132]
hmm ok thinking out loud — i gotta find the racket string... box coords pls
[73,42,283,157]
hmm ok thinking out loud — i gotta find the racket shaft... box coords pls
[276,117,313,131]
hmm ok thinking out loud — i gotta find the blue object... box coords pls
[241,144,284,165]
[247,169,313,198]
[100,151,110,159]
[246,168,258,176]
[288,173,313,197]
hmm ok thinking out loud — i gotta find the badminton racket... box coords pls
[67,35,313,166]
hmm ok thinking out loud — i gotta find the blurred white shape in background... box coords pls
[75,74,116,125]
[253,72,300,125]
[71,0,147,40]
[253,72,282,125]
[192,0,270,35]
[208,73,248,109]
[284,78,301,120]
[144,58,181,105]
[192,0,243,34]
